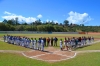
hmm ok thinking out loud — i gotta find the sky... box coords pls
[0,0,100,26]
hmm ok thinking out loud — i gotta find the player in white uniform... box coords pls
[3,35,6,42]
[64,38,68,50]
[22,37,25,47]
[34,38,37,50]
[37,38,41,50]
[67,38,72,51]
[41,38,44,51]
[60,39,63,51]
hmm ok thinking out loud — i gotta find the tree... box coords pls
[7,20,15,25]
[15,17,20,25]
[63,20,69,26]
[50,20,55,25]
[15,25,25,31]
[3,19,7,24]
[70,23,73,26]
[55,22,58,25]
[0,23,6,31]
[59,23,63,26]
[22,22,28,25]
[34,19,42,25]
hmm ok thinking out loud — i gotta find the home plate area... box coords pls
[22,47,76,62]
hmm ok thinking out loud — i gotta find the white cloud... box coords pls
[67,11,92,24]
[54,20,58,24]
[2,11,37,23]
[46,19,52,22]
[37,14,42,18]
[4,11,12,15]
[46,19,49,22]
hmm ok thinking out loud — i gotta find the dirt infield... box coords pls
[22,47,76,62]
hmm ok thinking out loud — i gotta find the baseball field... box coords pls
[0,33,100,66]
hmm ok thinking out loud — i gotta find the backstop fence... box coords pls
[0,31,86,34]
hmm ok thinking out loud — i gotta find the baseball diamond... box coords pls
[0,33,99,62]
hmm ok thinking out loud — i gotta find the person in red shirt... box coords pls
[47,37,50,46]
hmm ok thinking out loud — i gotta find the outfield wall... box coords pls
[0,31,82,34]
[0,31,48,34]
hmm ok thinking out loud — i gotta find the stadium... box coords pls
[0,0,100,66]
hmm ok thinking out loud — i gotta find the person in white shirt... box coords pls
[60,39,63,51]
[34,38,37,50]
[41,38,44,51]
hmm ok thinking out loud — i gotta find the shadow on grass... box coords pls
[73,45,91,51]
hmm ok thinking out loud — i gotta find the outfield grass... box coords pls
[0,34,100,38]
[0,52,100,66]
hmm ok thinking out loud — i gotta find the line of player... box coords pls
[59,36,94,51]
[3,35,94,51]
[3,35,46,51]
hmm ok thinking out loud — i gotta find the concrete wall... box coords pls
[0,31,48,34]
[0,31,79,34]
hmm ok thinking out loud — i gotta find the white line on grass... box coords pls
[22,50,77,62]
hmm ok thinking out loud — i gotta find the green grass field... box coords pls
[0,34,100,66]
[0,33,100,38]
[0,52,100,66]
[76,42,100,51]
[0,41,30,51]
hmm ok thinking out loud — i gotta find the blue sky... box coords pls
[0,0,100,26]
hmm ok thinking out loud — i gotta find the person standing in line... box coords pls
[37,38,40,50]
[34,38,37,50]
[12,36,14,44]
[64,37,68,50]
[74,38,78,48]
[22,37,25,47]
[47,37,50,46]
[9,35,12,44]
[41,38,44,51]
[31,38,34,49]
[7,35,9,43]
[54,37,58,46]
[19,37,22,46]
[3,35,6,42]
[67,38,72,51]
[26,38,28,48]
[14,36,16,45]
[43,37,46,46]
[91,36,94,42]
[78,37,82,47]
[39,38,41,50]
[60,39,63,51]
[51,37,53,46]
[89,37,91,44]
[84,36,87,44]
[25,37,28,48]
[17,36,20,45]
[28,38,31,48]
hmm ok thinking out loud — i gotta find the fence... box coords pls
[0,31,48,34]
[0,31,84,34]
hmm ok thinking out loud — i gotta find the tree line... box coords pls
[0,18,100,32]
